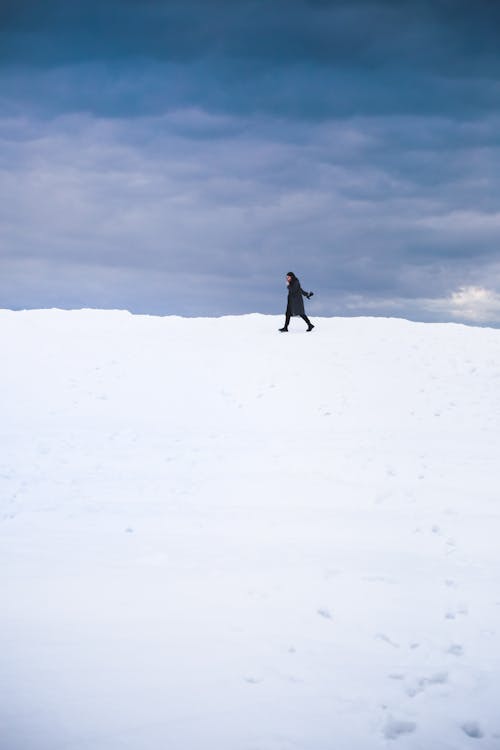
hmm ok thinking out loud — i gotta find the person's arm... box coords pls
[300,286,314,299]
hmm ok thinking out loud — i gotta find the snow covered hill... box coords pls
[1,309,500,750]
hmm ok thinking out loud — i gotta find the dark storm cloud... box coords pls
[2,109,499,307]
[2,0,500,71]
[2,0,500,120]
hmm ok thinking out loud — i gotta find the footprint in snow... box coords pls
[445,604,468,620]
[384,719,417,740]
[317,608,333,620]
[375,633,400,648]
[462,721,484,739]
[447,643,464,656]
[406,672,448,698]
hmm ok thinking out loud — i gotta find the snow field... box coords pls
[1,309,500,749]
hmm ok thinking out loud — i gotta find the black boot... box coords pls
[301,314,314,332]
[280,314,291,332]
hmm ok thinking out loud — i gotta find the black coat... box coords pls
[287,277,309,316]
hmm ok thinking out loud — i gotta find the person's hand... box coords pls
[307,291,314,299]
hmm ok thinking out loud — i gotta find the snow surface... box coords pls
[1,309,500,750]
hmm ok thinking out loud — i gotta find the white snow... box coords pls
[1,308,500,749]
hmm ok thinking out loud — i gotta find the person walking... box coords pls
[279,272,314,332]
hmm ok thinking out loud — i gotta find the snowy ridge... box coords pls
[1,309,500,749]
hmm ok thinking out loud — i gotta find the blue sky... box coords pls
[1,0,500,323]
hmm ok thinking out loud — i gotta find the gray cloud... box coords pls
[1,0,500,323]
[2,108,500,315]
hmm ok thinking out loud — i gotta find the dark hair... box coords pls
[286,271,296,279]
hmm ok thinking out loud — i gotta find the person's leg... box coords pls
[279,311,291,331]
[301,314,314,331]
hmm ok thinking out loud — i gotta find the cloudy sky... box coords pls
[1,0,500,323]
